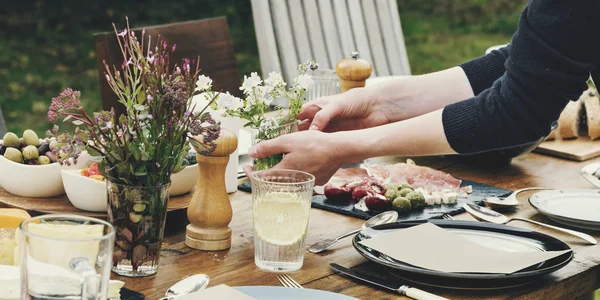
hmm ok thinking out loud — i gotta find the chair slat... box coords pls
[287,0,313,64]
[251,0,282,77]
[269,0,300,83]
[386,0,411,75]
[332,0,356,59]
[0,105,6,137]
[347,0,376,77]
[302,0,331,69]
[317,0,343,68]
[376,0,405,75]
[361,0,390,76]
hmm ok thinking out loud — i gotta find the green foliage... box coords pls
[1,0,524,136]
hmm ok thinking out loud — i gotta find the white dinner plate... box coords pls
[529,189,600,230]
[235,286,358,299]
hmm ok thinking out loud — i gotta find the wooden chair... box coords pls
[250,0,411,82]
[94,17,240,116]
[0,105,6,137]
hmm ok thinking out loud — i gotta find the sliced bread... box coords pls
[583,89,600,140]
[557,99,584,139]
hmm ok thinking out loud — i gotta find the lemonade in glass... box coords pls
[250,170,315,272]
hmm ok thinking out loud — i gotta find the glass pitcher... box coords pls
[19,214,115,300]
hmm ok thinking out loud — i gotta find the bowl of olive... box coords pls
[0,130,65,197]
[169,150,199,196]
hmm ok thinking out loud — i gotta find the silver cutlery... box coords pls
[483,187,549,210]
[157,274,210,300]
[309,211,398,253]
[463,203,597,245]
[581,162,600,188]
[441,214,455,221]
[276,274,303,289]
[330,263,448,300]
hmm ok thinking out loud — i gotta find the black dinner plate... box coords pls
[352,220,573,290]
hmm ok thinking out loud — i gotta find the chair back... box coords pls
[250,0,411,82]
[94,17,240,116]
[0,105,6,137]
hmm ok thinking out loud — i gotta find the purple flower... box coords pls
[172,44,177,52]
[118,29,128,37]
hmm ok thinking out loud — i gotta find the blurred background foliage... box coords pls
[0,0,525,136]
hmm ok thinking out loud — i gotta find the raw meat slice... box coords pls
[360,163,391,183]
[314,168,369,194]
[386,163,461,192]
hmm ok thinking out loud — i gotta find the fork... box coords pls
[276,274,303,289]
[441,214,455,221]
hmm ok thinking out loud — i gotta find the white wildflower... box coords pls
[195,75,213,92]
[264,72,285,88]
[105,121,113,129]
[295,74,314,90]
[218,92,243,111]
[240,72,262,93]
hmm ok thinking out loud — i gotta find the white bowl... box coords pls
[61,169,107,212]
[170,164,198,196]
[0,154,65,197]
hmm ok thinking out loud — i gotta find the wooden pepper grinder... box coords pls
[186,129,238,251]
[336,51,373,92]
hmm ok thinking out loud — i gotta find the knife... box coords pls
[330,264,448,300]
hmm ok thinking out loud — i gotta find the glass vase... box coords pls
[305,69,341,102]
[251,122,297,170]
[107,181,170,277]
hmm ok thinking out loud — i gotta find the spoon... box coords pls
[157,274,210,300]
[483,187,549,210]
[463,203,597,245]
[309,211,398,253]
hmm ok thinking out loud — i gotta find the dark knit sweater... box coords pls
[442,0,600,154]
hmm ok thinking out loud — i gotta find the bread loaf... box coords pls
[557,100,584,139]
[545,129,556,141]
[583,89,600,140]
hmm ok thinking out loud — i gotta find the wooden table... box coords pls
[6,152,600,299]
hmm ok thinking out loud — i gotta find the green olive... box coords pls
[23,129,40,146]
[22,145,39,160]
[399,188,413,197]
[49,140,65,151]
[37,155,51,165]
[4,148,23,163]
[2,132,20,148]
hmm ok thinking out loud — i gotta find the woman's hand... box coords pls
[297,87,399,132]
[246,130,357,185]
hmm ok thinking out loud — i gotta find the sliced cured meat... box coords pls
[360,163,391,183]
[386,163,461,192]
[314,167,368,194]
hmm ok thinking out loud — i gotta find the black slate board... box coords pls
[238,180,511,221]
[121,288,145,300]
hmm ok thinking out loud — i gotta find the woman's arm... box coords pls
[459,45,510,96]
[443,0,599,154]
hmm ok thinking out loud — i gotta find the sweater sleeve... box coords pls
[459,45,510,95]
[442,0,600,155]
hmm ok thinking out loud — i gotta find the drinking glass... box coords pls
[250,169,315,272]
[19,214,115,300]
[305,69,341,102]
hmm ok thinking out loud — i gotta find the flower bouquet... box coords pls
[200,61,318,170]
[47,18,220,276]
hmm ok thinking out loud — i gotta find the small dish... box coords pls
[0,154,65,198]
[61,169,107,212]
[170,164,198,196]
[529,189,600,230]
[581,162,600,188]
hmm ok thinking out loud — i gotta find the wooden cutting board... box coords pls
[534,136,600,161]
[0,187,192,218]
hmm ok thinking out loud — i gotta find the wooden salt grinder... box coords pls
[186,129,238,250]
[336,51,373,92]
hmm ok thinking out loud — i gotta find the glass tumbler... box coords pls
[250,169,315,272]
[19,214,115,300]
[305,69,341,102]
